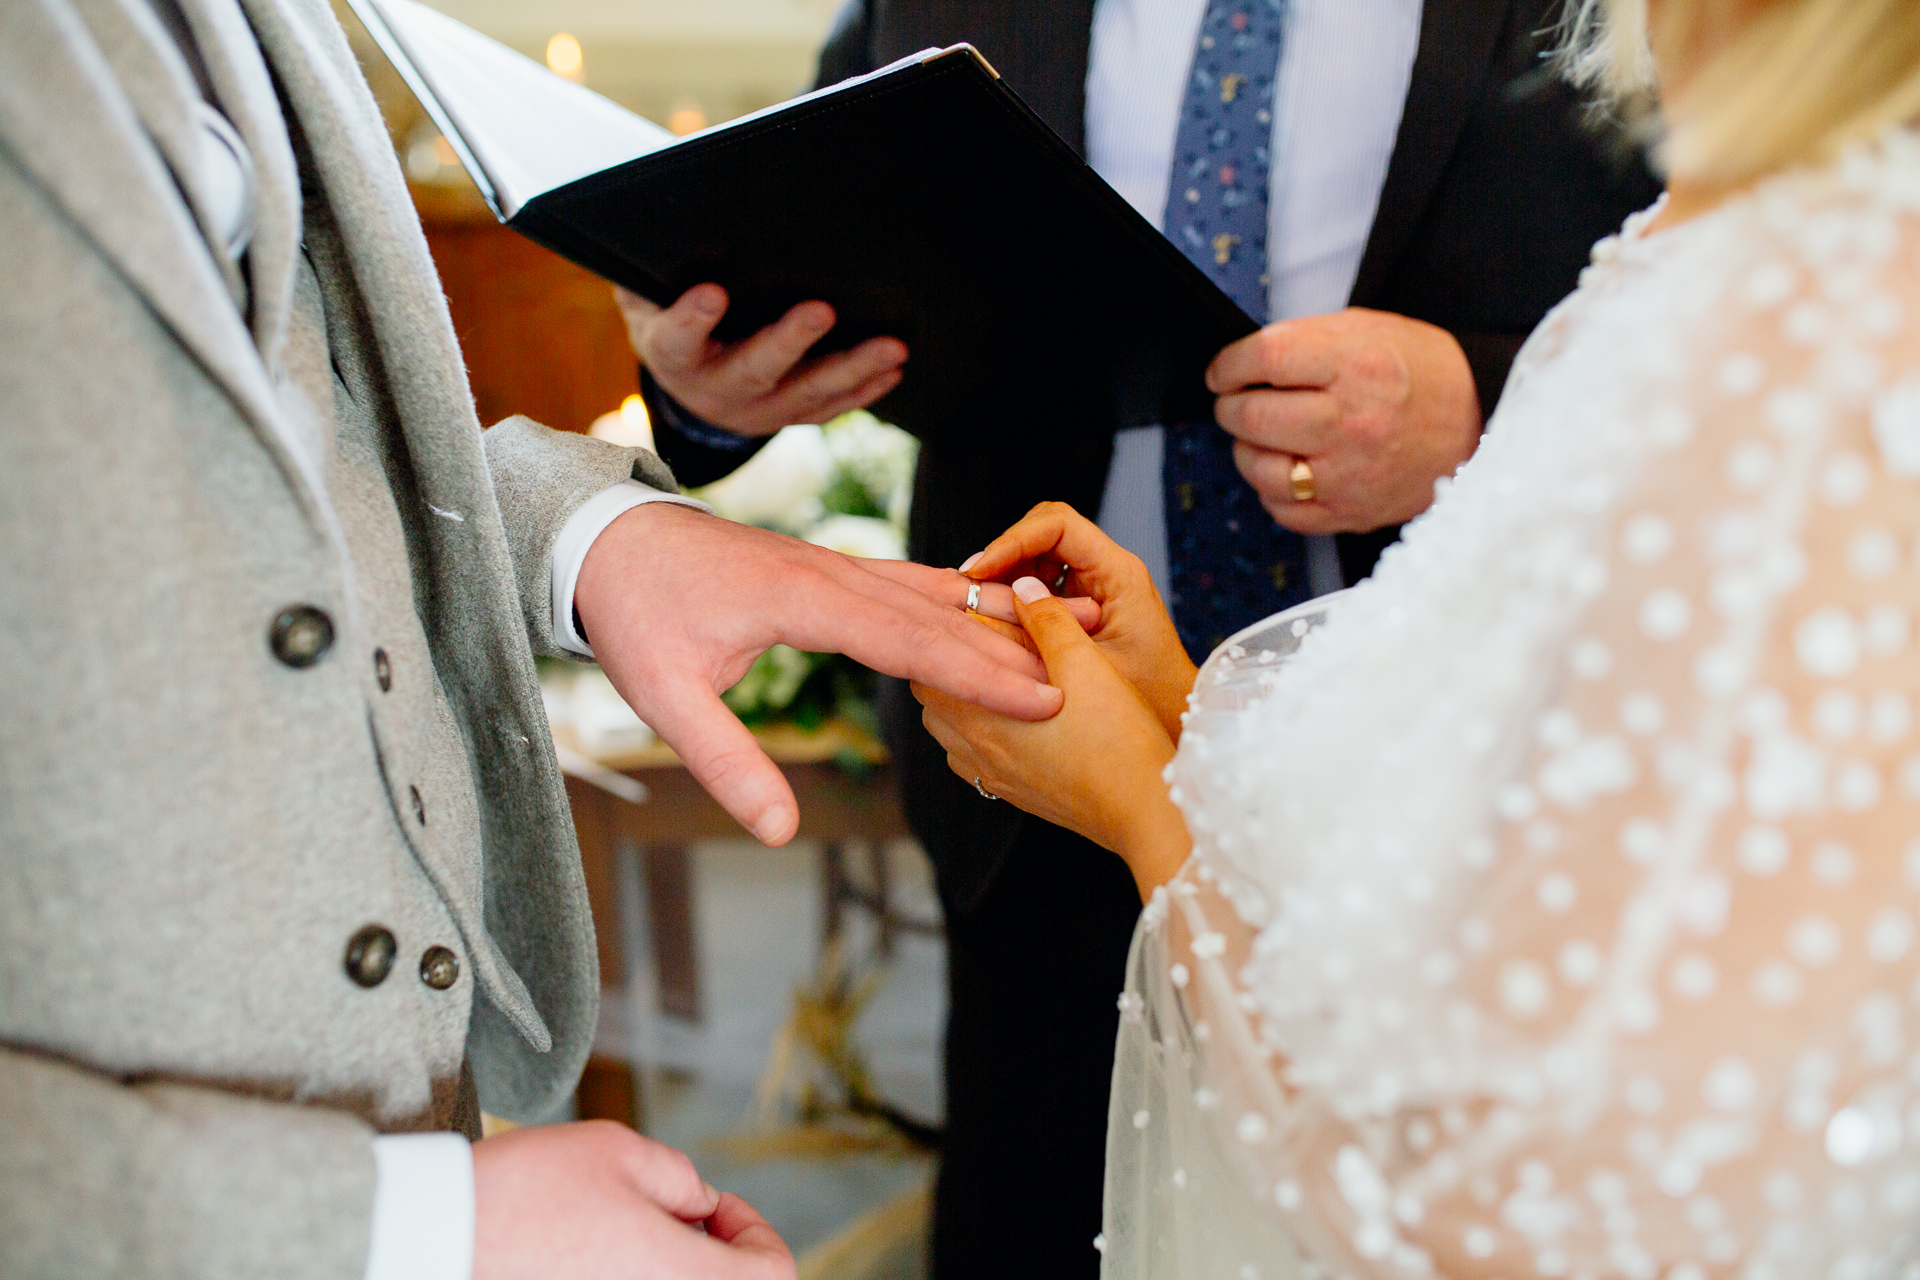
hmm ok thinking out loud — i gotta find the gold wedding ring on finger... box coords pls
[965,582,981,614]
[1288,457,1317,503]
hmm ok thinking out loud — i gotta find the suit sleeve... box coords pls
[635,368,775,489]
[0,1048,376,1280]
[1450,328,1530,424]
[481,415,683,658]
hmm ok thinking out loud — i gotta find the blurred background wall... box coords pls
[413,0,844,126]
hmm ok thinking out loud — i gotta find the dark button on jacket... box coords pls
[269,605,334,668]
[419,945,460,991]
[373,647,391,691]
[343,925,397,988]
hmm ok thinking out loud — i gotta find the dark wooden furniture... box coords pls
[414,183,639,437]
[562,726,915,1129]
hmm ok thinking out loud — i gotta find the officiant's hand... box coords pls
[574,502,1080,846]
[956,502,1195,743]
[617,284,908,436]
[915,578,1192,898]
[1209,307,1481,535]
[474,1121,795,1280]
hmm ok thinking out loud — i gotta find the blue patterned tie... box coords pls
[1161,0,1309,662]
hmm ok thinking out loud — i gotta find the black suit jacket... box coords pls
[653,0,1662,915]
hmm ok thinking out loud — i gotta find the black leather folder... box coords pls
[350,0,1257,443]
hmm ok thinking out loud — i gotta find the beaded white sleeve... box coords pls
[1104,132,1920,1280]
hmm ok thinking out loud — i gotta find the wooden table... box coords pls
[558,720,927,1128]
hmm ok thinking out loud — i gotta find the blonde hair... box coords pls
[1563,0,1920,187]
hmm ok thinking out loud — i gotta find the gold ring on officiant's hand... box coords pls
[965,582,981,613]
[973,775,998,800]
[1288,457,1317,503]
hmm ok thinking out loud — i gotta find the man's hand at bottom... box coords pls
[574,502,1085,846]
[473,1121,794,1280]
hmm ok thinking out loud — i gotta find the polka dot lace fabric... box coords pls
[1103,133,1920,1280]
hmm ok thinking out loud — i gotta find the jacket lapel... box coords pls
[172,0,304,372]
[68,0,251,307]
[235,0,568,1051]
[231,0,491,533]
[0,0,332,523]
[1347,0,1513,307]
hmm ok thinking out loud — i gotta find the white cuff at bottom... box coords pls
[364,1132,476,1280]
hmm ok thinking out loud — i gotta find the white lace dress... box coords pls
[1105,133,1920,1280]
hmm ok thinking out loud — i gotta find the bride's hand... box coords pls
[957,502,1197,743]
[913,578,1193,898]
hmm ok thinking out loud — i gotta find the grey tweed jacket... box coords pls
[0,0,680,1275]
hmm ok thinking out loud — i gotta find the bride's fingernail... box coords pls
[958,552,983,574]
[1012,576,1050,603]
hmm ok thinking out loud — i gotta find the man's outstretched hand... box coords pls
[616,284,908,437]
[574,502,1095,845]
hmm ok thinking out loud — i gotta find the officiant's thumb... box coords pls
[1012,576,1094,682]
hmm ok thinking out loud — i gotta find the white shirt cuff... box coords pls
[364,1133,475,1280]
[552,481,711,657]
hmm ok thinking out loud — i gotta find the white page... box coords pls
[350,0,673,218]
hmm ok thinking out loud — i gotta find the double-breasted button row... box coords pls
[269,605,334,668]
[270,610,394,695]
[343,925,460,991]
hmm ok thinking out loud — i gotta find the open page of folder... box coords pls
[345,0,672,218]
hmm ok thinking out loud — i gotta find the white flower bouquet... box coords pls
[694,411,919,732]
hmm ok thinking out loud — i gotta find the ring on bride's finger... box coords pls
[1288,456,1317,503]
[973,775,998,801]
[965,582,981,613]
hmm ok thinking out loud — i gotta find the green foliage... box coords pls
[818,468,888,520]
[702,411,915,748]
[720,644,880,733]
